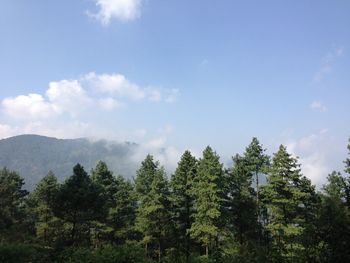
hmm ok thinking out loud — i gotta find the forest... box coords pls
[1,137,350,263]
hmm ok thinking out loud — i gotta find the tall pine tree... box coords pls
[261,145,315,262]
[136,167,171,261]
[109,175,137,245]
[170,150,198,259]
[135,154,158,198]
[243,137,269,224]
[189,146,223,257]
[319,171,350,262]
[0,168,28,242]
[225,154,257,246]
[91,161,118,245]
[53,164,105,245]
[29,171,60,245]
[345,138,350,174]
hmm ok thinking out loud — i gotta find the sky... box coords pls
[0,0,349,186]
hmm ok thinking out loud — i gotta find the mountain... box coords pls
[0,135,140,190]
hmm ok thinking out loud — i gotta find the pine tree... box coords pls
[189,146,223,257]
[260,145,315,262]
[243,137,269,223]
[345,138,350,174]
[319,171,350,262]
[0,168,28,241]
[92,161,118,208]
[136,167,171,261]
[225,154,257,246]
[343,138,350,207]
[109,175,137,245]
[170,150,198,259]
[135,154,158,198]
[53,164,105,245]
[295,173,320,262]
[29,171,60,245]
[91,161,118,245]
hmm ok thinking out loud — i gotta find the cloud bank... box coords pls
[0,72,181,174]
[0,72,178,141]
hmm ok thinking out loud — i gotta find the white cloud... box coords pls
[131,136,182,174]
[84,72,178,103]
[84,72,145,100]
[21,121,92,139]
[89,0,143,25]
[2,94,58,120]
[0,124,18,139]
[98,97,123,110]
[0,71,178,155]
[313,46,344,82]
[47,80,92,116]
[310,101,327,112]
[2,72,175,122]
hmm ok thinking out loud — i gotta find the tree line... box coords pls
[1,137,350,263]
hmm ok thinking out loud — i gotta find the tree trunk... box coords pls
[256,171,260,222]
[71,221,76,245]
[71,211,77,245]
[205,241,209,257]
[185,198,190,262]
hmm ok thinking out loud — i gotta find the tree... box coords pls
[189,146,223,257]
[91,161,118,244]
[136,167,171,262]
[170,150,198,260]
[295,173,321,262]
[243,137,269,223]
[345,138,350,174]
[224,154,257,247]
[29,171,60,245]
[318,171,350,262]
[53,164,105,245]
[92,161,118,208]
[135,154,158,198]
[343,138,350,207]
[0,168,28,241]
[109,175,137,245]
[260,145,316,262]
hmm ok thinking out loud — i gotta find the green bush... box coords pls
[55,244,151,263]
[0,243,51,263]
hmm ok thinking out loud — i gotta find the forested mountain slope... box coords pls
[0,135,138,189]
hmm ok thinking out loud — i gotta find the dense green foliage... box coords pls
[1,137,350,262]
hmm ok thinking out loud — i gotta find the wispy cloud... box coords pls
[313,46,344,82]
[310,101,327,112]
[199,59,209,68]
[88,0,143,25]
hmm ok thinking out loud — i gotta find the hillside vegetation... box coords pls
[1,137,350,262]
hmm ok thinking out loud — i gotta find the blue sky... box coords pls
[0,0,349,185]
